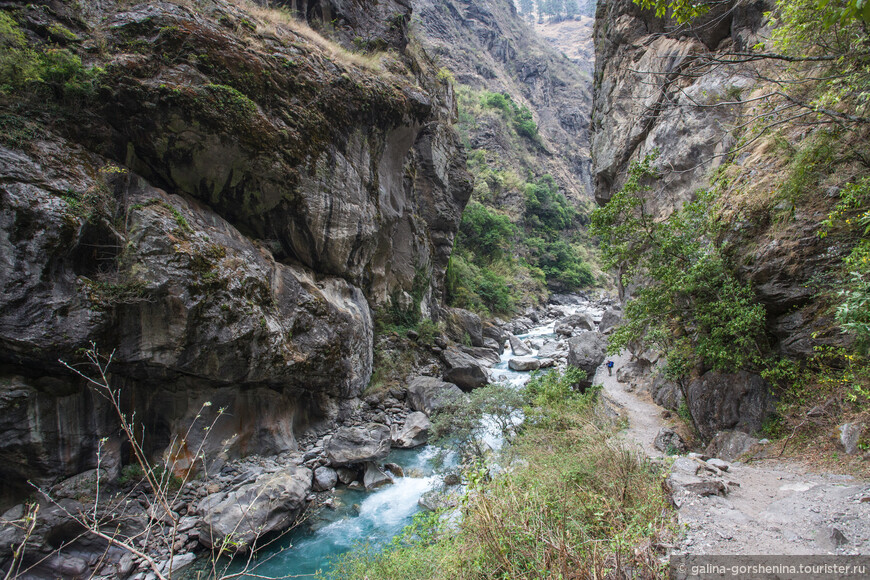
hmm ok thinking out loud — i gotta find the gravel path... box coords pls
[593,355,870,556]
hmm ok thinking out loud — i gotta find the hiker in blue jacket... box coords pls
[606,360,614,376]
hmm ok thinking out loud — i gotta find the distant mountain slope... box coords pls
[412,0,593,203]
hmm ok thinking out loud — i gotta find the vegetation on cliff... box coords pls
[592,0,870,459]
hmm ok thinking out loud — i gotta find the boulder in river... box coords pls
[407,376,466,415]
[441,347,489,391]
[508,357,541,372]
[567,331,607,388]
[393,412,431,448]
[508,334,533,356]
[197,466,312,552]
[313,466,338,491]
[325,424,391,466]
[554,313,595,336]
[363,462,393,490]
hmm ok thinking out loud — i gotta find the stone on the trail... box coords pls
[407,376,465,415]
[616,361,648,384]
[363,462,393,490]
[313,466,338,491]
[509,357,541,372]
[705,430,759,462]
[666,471,728,497]
[554,313,595,336]
[566,331,606,388]
[418,490,459,512]
[836,422,864,455]
[444,307,484,347]
[384,463,404,477]
[336,467,358,485]
[508,334,533,356]
[598,306,622,334]
[706,458,730,472]
[671,457,701,475]
[650,374,684,411]
[325,424,391,466]
[817,526,849,550]
[686,371,775,440]
[393,412,431,448]
[197,466,311,552]
[654,428,688,455]
[441,347,489,391]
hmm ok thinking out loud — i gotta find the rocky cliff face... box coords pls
[413,0,594,201]
[592,0,768,210]
[591,0,859,436]
[0,0,470,506]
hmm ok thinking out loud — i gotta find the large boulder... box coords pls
[392,412,431,448]
[482,322,510,354]
[508,357,541,372]
[650,374,684,411]
[686,371,775,440]
[197,466,311,552]
[441,347,489,391]
[508,334,533,356]
[363,462,393,490]
[567,331,607,388]
[554,313,595,337]
[313,466,338,491]
[598,306,623,334]
[654,427,688,454]
[616,361,649,384]
[705,430,760,462]
[459,345,501,366]
[444,307,484,347]
[325,424,391,466]
[407,377,465,415]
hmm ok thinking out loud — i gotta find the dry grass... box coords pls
[226,0,387,72]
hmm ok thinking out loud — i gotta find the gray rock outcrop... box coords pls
[393,412,432,448]
[444,307,485,347]
[197,466,312,552]
[686,371,775,441]
[0,0,473,502]
[554,313,596,336]
[407,377,465,416]
[441,347,489,391]
[567,331,607,388]
[508,357,542,372]
[508,334,533,356]
[325,424,392,467]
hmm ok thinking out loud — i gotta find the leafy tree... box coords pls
[524,175,575,232]
[458,200,516,259]
[589,153,766,383]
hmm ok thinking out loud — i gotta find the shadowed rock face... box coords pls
[0,0,470,505]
